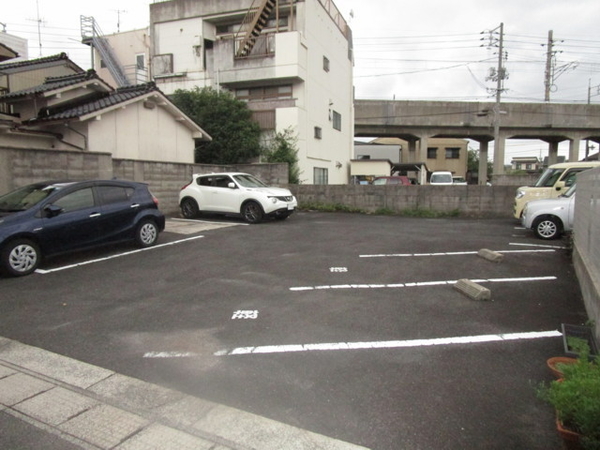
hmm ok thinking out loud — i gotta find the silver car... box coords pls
[521,184,576,240]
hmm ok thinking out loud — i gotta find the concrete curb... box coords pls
[0,336,369,450]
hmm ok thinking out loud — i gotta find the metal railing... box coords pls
[80,16,130,87]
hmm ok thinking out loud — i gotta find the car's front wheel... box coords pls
[241,201,264,224]
[1,239,41,277]
[533,216,562,240]
[180,198,199,219]
[135,220,160,247]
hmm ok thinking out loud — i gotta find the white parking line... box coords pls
[212,330,562,356]
[35,235,205,274]
[289,275,556,291]
[359,249,555,258]
[509,242,567,249]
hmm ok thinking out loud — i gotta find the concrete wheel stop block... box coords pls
[477,248,504,263]
[453,278,491,301]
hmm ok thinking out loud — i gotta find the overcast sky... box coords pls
[2,0,600,162]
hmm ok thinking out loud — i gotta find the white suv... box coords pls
[179,172,297,223]
[521,183,576,240]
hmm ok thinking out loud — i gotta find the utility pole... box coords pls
[542,31,577,101]
[484,23,508,175]
[586,79,600,159]
[544,30,553,102]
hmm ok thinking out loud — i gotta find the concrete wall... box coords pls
[0,147,288,216]
[290,184,516,218]
[492,173,539,187]
[573,167,600,345]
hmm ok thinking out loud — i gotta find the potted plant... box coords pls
[546,355,577,378]
[538,342,600,449]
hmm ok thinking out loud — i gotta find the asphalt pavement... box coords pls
[0,214,590,449]
[0,335,367,450]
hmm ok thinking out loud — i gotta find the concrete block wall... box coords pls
[492,173,538,187]
[290,184,517,218]
[573,167,600,345]
[0,147,288,216]
[113,159,289,216]
[0,147,113,194]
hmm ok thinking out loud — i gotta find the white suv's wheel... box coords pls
[241,201,264,224]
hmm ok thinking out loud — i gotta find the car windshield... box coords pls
[233,174,268,188]
[534,168,564,187]
[561,183,576,198]
[431,174,452,183]
[0,183,65,212]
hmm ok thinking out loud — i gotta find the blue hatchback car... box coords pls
[0,180,165,276]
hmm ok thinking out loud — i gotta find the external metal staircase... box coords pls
[80,16,130,87]
[235,0,277,57]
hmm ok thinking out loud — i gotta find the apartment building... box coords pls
[93,0,354,184]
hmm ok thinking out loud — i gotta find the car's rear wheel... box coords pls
[533,216,562,240]
[242,201,264,224]
[181,198,199,219]
[1,239,41,277]
[135,220,159,247]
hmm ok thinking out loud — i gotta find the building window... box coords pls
[332,110,341,131]
[445,147,460,159]
[136,54,145,70]
[427,147,438,159]
[314,167,328,185]
[323,56,330,72]
[314,126,322,139]
[235,85,292,101]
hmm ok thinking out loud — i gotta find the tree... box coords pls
[262,128,301,184]
[170,87,262,164]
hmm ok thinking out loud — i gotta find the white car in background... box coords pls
[179,172,297,224]
[429,171,453,185]
[521,183,576,240]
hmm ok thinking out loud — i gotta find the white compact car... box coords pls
[429,171,453,185]
[521,183,576,240]
[179,172,297,223]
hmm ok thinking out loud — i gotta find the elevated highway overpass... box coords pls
[354,100,600,182]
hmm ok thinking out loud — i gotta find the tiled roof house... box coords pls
[0,55,210,163]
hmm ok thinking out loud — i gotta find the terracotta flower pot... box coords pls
[547,356,577,378]
[556,415,582,450]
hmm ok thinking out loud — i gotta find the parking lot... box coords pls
[0,212,589,449]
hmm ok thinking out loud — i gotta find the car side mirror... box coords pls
[228,182,236,189]
[44,204,64,218]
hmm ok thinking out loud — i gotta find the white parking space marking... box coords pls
[232,310,259,319]
[359,249,555,258]
[35,235,205,274]
[510,242,567,249]
[144,352,197,358]
[329,267,348,272]
[213,330,562,356]
[289,275,556,291]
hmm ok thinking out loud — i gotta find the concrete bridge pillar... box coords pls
[477,140,490,185]
[547,141,560,166]
[492,133,506,176]
[569,136,581,162]
[405,138,418,163]
[418,135,430,163]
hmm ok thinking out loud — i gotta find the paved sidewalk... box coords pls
[0,336,368,450]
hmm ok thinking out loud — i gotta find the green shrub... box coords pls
[538,343,600,449]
